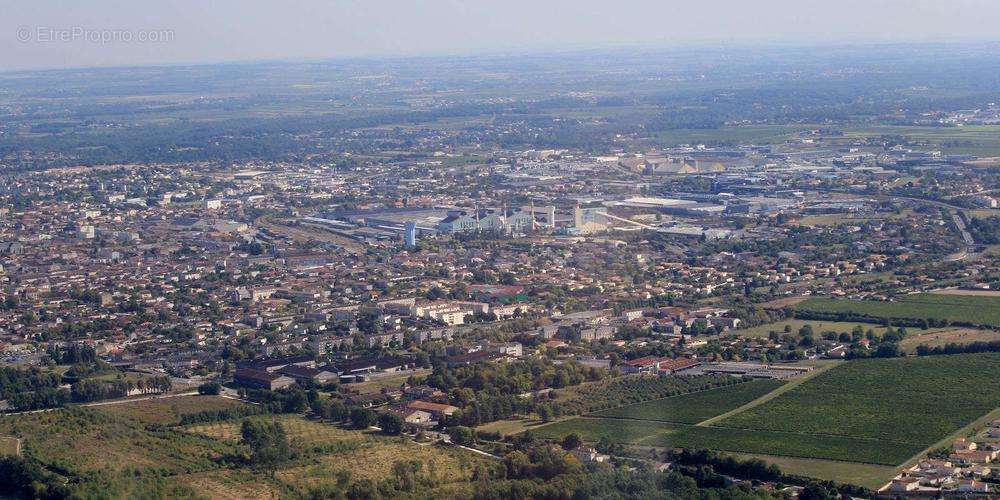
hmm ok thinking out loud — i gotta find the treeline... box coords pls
[69,376,172,403]
[5,374,172,411]
[916,340,1000,357]
[788,308,988,330]
[0,366,61,399]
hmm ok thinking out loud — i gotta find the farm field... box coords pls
[724,453,897,490]
[794,293,1000,327]
[476,418,544,436]
[590,379,784,424]
[898,328,1000,352]
[532,352,1000,485]
[531,417,680,445]
[716,353,1000,463]
[661,426,910,465]
[95,394,247,425]
[927,288,1000,297]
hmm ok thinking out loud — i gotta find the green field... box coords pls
[590,379,784,424]
[714,353,1000,464]
[663,426,909,465]
[532,417,681,445]
[795,293,1000,327]
[724,453,897,490]
[533,353,1000,473]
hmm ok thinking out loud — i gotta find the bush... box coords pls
[198,381,222,395]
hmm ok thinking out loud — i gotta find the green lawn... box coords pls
[590,379,785,424]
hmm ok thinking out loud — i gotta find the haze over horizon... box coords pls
[3,0,1000,71]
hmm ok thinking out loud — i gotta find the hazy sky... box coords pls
[3,0,999,71]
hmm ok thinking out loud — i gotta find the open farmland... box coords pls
[794,294,1000,328]
[712,353,1000,464]
[554,373,745,414]
[590,379,784,424]
[899,328,1000,352]
[725,453,897,490]
[662,426,909,465]
[533,353,1000,485]
[532,417,680,445]
[533,379,789,443]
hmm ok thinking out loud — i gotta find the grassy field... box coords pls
[95,395,247,425]
[795,293,1000,327]
[176,469,283,500]
[476,418,545,436]
[531,417,680,445]
[590,379,784,424]
[662,426,904,464]
[899,328,1000,352]
[185,414,361,449]
[724,453,896,490]
[0,407,234,474]
[2,405,493,498]
[0,435,20,456]
[185,413,490,496]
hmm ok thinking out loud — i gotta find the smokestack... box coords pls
[548,206,556,229]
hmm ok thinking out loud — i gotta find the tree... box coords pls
[198,381,222,395]
[349,408,375,429]
[448,426,475,445]
[799,483,838,500]
[240,419,292,475]
[561,433,582,450]
[536,404,553,422]
[378,412,405,435]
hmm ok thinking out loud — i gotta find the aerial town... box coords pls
[1,9,999,500]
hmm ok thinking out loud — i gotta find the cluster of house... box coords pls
[234,354,420,389]
[620,357,813,380]
[881,433,998,497]
[344,384,461,430]
[535,307,741,345]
